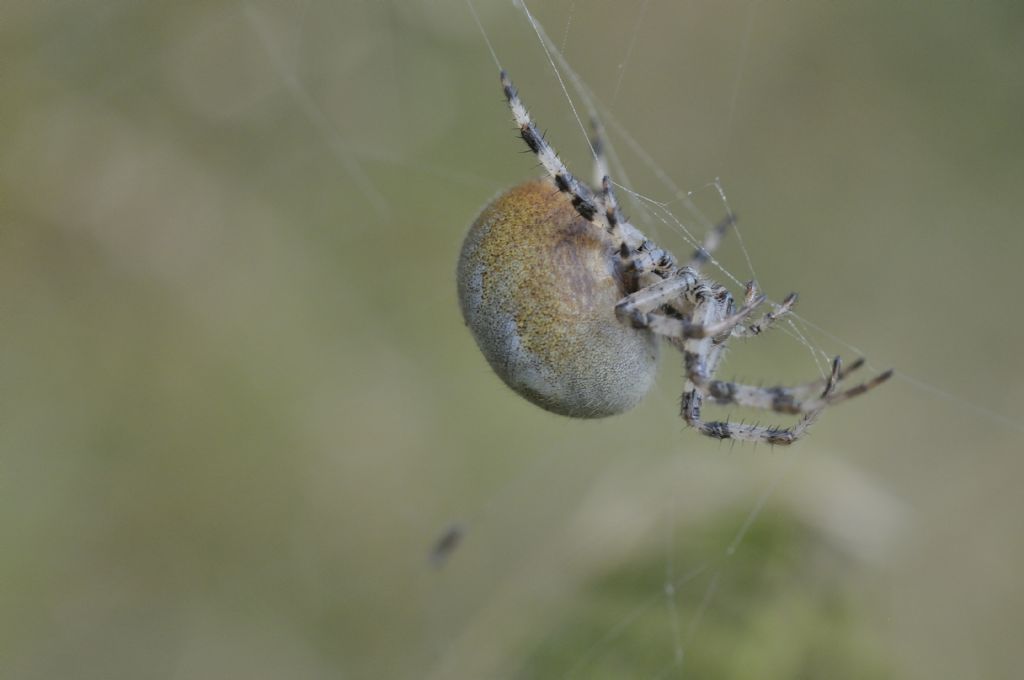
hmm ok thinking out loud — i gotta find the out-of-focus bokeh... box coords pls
[3,1,1023,678]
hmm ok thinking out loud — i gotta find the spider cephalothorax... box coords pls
[457,71,891,444]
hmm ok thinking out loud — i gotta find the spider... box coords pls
[457,70,891,445]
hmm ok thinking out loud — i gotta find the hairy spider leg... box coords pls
[501,70,666,283]
[501,70,611,237]
[705,363,894,415]
[685,214,736,272]
[588,115,611,191]
[497,69,892,444]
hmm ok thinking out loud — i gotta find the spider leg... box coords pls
[732,285,799,337]
[501,71,611,237]
[721,357,869,409]
[685,214,736,272]
[614,270,701,317]
[625,299,766,340]
[705,360,892,414]
[818,366,894,407]
[501,70,662,268]
[617,274,790,343]
[616,273,766,341]
[588,115,610,191]
[682,358,846,445]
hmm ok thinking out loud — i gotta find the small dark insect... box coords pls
[429,522,466,568]
[457,71,891,444]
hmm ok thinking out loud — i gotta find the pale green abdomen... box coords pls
[457,180,659,418]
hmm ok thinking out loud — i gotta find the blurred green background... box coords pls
[3,1,1023,678]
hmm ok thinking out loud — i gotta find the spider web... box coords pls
[5,1,1023,679]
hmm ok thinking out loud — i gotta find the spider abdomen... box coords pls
[457,179,659,418]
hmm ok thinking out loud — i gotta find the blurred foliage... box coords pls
[518,511,892,680]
